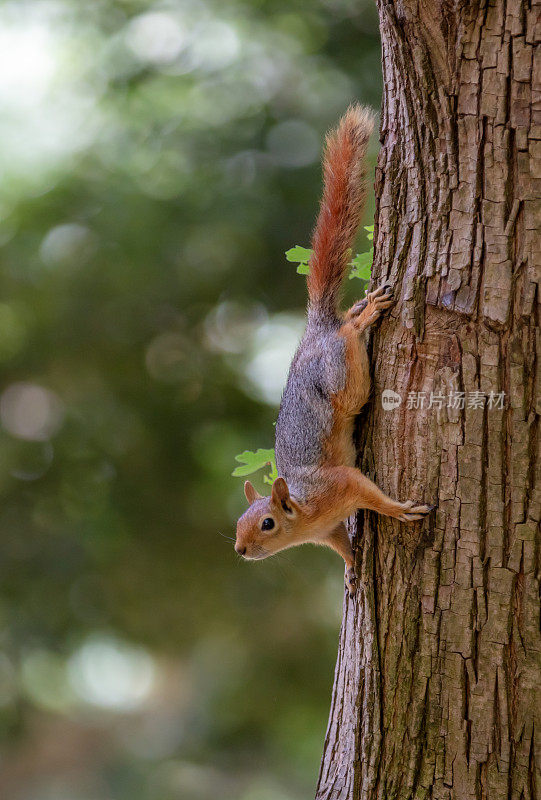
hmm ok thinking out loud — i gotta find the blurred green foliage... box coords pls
[0,0,381,797]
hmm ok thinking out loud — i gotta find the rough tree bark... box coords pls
[316,1,540,799]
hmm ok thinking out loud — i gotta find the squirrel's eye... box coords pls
[261,517,275,531]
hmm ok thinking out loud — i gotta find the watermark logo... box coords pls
[381,389,402,411]
[381,389,506,411]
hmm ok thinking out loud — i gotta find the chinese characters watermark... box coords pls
[381,390,506,411]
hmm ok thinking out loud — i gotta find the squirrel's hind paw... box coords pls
[346,283,395,332]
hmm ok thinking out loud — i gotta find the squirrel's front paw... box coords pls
[345,566,357,596]
[397,500,434,522]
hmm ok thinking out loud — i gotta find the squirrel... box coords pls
[235,104,432,595]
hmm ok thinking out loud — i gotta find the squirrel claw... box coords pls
[397,502,433,522]
[369,283,392,299]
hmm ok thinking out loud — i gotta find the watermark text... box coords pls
[381,390,506,411]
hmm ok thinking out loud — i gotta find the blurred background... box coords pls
[0,1,381,798]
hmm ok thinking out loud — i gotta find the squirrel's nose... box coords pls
[235,544,246,556]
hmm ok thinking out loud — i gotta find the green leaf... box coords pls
[263,460,278,485]
[232,448,275,476]
[285,245,312,263]
[348,248,373,280]
[232,448,277,485]
[286,245,312,275]
[363,225,374,241]
[351,250,373,269]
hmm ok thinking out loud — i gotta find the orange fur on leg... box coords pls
[314,466,432,522]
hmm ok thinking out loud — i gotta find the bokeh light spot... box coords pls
[40,223,95,268]
[241,313,305,405]
[204,301,267,354]
[68,635,156,711]
[125,12,187,65]
[0,382,64,441]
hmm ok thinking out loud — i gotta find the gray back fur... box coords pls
[275,309,346,499]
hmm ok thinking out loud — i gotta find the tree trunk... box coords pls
[316,2,540,799]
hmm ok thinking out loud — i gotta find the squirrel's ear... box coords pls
[244,481,262,504]
[271,477,294,514]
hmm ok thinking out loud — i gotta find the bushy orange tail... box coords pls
[307,104,375,315]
